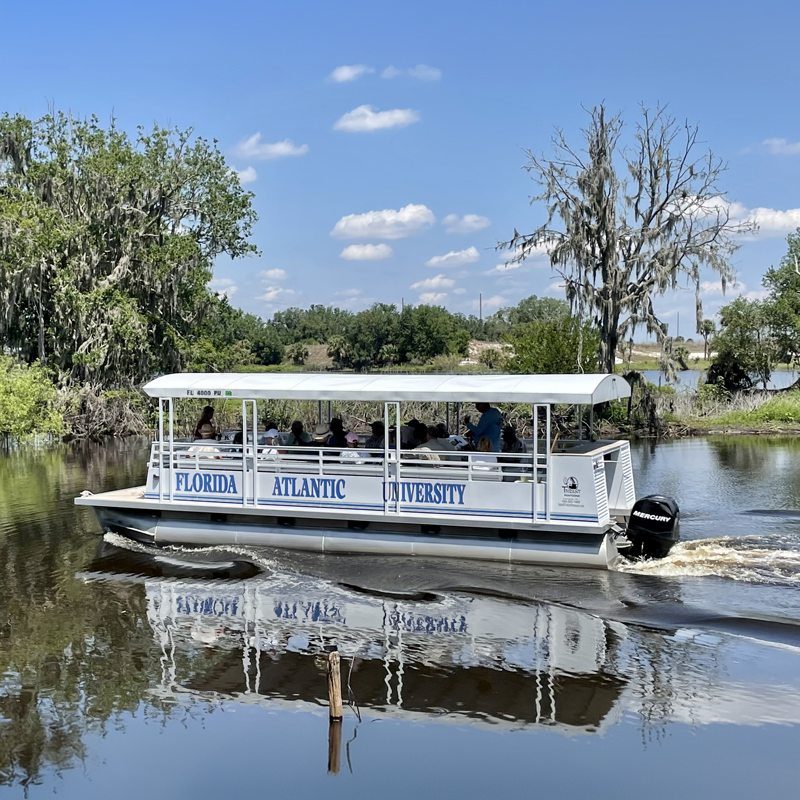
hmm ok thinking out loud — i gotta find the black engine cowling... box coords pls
[624,495,680,559]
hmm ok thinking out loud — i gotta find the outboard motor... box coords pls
[624,495,680,559]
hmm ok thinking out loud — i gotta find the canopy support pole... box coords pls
[589,405,594,441]
[242,399,247,508]
[158,399,164,502]
[168,397,174,501]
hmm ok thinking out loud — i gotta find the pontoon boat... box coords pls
[75,373,680,568]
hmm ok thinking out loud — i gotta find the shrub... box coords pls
[0,357,63,437]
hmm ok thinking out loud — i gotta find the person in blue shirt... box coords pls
[464,403,502,452]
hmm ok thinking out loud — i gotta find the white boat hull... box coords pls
[85,500,619,569]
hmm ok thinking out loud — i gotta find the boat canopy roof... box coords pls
[143,372,631,405]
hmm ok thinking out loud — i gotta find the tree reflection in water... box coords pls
[2,439,800,790]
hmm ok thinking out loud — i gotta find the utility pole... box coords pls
[479,293,482,322]
[401,297,404,312]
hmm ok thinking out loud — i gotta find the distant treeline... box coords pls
[264,295,570,369]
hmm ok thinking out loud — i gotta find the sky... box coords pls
[3,0,800,338]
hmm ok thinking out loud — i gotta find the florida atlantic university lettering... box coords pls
[175,472,238,494]
[272,476,346,499]
[383,481,465,505]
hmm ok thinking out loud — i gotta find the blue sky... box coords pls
[4,0,800,337]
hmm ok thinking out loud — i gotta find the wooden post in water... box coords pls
[327,650,343,721]
[327,649,343,775]
[327,720,342,775]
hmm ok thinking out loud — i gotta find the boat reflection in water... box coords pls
[144,573,626,734]
[80,539,800,739]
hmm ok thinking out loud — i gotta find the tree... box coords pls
[326,334,349,368]
[699,319,715,360]
[286,342,309,366]
[345,303,400,370]
[762,230,800,365]
[504,318,599,374]
[489,295,568,328]
[377,343,399,366]
[708,296,776,390]
[478,348,503,369]
[0,111,257,387]
[502,104,756,373]
[399,304,461,362]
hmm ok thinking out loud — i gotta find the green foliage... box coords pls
[0,110,257,388]
[286,342,309,366]
[504,318,599,374]
[699,319,715,359]
[709,296,777,390]
[326,334,349,367]
[762,230,800,365]
[478,348,503,369]
[0,357,63,436]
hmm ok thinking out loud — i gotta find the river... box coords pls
[2,437,800,797]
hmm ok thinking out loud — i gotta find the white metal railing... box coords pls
[149,441,536,479]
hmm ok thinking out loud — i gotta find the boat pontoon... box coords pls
[75,372,680,568]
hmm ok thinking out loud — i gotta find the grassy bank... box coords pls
[658,389,800,434]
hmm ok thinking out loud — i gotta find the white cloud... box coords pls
[234,133,309,160]
[340,243,393,260]
[425,246,480,268]
[688,197,800,238]
[419,292,448,304]
[235,166,257,185]
[328,64,374,83]
[258,286,297,303]
[545,281,565,297]
[453,287,467,295]
[745,206,800,236]
[472,295,504,312]
[411,274,455,291]
[442,213,491,234]
[209,278,238,299]
[484,262,521,276]
[331,203,435,240]
[334,105,420,132]
[260,268,287,281]
[763,138,800,156]
[382,64,442,81]
[335,288,362,297]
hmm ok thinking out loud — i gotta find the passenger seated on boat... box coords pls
[410,426,443,462]
[193,406,217,440]
[399,419,425,449]
[472,436,501,479]
[285,420,312,446]
[364,420,385,454]
[258,420,280,445]
[501,425,527,481]
[258,428,280,459]
[341,432,368,463]
[327,418,348,449]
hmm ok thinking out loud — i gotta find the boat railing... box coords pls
[149,440,540,483]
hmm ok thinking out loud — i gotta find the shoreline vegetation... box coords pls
[4,350,800,444]
[3,109,800,444]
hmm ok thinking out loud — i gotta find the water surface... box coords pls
[2,437,800,797]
